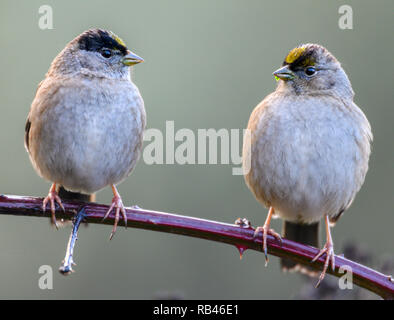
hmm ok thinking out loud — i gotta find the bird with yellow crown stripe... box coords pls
[25,29,145,239]
[243,43,372,285]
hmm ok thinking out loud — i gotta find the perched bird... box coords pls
[25,29,146,239]
[242,44,372,285]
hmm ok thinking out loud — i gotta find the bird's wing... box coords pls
[329,208,345,226]
[330,100,372,226]
[25,80,44,153]
[24,117,31,153]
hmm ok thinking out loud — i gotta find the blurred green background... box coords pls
[0,0,392,299]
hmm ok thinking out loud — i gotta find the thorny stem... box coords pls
[0,194,393,299]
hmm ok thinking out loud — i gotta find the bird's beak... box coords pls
[273,65,295,81]
[122,50,144,66]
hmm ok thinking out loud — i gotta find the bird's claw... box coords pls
[253,226,282,266]
[43,189,65,229]
[102,195,127,240]
[312,241,335,287]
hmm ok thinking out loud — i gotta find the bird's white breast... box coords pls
[243,92,371,223]
[30,76,146,194]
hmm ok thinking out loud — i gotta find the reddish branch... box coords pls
[0,194,393,299]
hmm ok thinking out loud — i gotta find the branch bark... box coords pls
[0,194,393,299]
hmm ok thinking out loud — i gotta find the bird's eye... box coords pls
[305,67,316,76]
[101,49,112,58]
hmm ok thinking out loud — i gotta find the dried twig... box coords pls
[0,194,393,299]
[59,207,87,275]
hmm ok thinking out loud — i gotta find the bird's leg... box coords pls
[42,183,65,229]
[312,214,335,287]
[253,207,282,266]
[102,185,127,240]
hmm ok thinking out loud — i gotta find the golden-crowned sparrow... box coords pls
[242,44,372,285]
[25,29,146,239]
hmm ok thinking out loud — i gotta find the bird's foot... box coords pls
[253,225,282,266]
[43,184,65,229]
[102,193,127,240]
[312,240,335,287]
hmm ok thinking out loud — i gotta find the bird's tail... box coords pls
[281,221,320,277]
[58,186,95,202]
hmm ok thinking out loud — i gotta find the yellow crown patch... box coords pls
[109,32,126,47]
[285,47,306,64]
